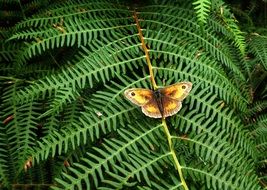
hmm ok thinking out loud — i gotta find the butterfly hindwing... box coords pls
[160,82,192,101]
[124,88,153,106]
[162,96,182,118]
[142,98,162,118]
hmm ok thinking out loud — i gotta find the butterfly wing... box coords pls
[160,82,192,101]
[142,98,162,118]
[125,88,162,118]
[162,96,182,118]
[124,88,154,106]
[124,82,192,119]
[142,96,183,118]
[160,82,192,118]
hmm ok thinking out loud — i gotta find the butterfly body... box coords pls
[152,89,166,117]
[124,82,192,118]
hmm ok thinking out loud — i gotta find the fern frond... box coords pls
[246,100,267,118]
[9,1,134,65]
[211,1,246,55]
[39,86,80,118]
[52,123,162,190]
[0,124,12,186]
[225,18,246,55]
[155,63,247,111]
[0,83,22,183]
[0,41,20,62]
[29,101,135,163]
[192,0,211,25]
[15,35,145,104]
[100,151,171,189]
[184,164,261,190]
[0,0,264,189]
[248,34,267,70]
[253,115,267,151]
[140,5,246,81]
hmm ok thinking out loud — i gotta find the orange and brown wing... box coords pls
[142,99,162,118]
[142,96,182,118]
[162,97,182,118]
[124,88,153,106]
[160,82,192,101]
[125,82,192,119]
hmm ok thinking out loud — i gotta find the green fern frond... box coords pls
[140,5,246,81]
[253,115,267,148]
[0,124,13,186]
[211,0,246,55]
[0,85,41,183]
[225,18,246,55]
[192,0,211,25]
[28,74,151,164]
[0,0,265,189]
[52,122,162,190]
[0,83,22,183]
[155,63,248,111]
[15,35,145,104]
[171,85,257,161]
[29,101,135,163]
[0,42,20,62]
[9,1,133,65]
[183,164,261,190]
[101,151,171,189]
[246,100,267,118]
[38,86,80,119]
[248,34,267,70]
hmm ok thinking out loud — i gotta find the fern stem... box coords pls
[133,9,188,189]
[162,119,189,190]
[133,10,188,189]
[133,11,158,90]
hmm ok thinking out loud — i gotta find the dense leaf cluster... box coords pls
[0,0,266,189]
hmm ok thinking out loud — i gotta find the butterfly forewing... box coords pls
[160,82,192,101]
[124,88,153,106]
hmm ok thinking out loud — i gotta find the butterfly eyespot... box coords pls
[181,85,186,89]
[131,92,135,96]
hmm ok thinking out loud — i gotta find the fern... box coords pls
[192,0,211,25]
[0,0,266,189]
[248,34,267,70]
[211,0,246,56]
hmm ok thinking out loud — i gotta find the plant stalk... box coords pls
[133,10,157,90]
[162,119,189,190]
[133,10,189,190]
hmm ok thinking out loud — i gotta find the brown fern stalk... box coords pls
[133,10,189,190]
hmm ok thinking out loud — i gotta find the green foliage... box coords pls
[211,0,246,56]
[0,0,266,189]
[248,34,267,70]
[193,0,211,25]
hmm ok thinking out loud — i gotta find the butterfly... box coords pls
[124,82,192,118]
